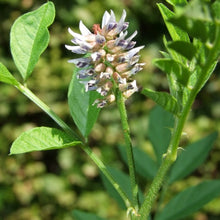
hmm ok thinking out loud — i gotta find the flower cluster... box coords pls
[66,10,145,108]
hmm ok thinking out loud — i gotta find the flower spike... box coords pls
[66,10,145,108]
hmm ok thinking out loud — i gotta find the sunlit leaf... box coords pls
[157,3,189,42]
[169,132,218,183]
[10,127,81,154]
[10,2,55,80]
[0,63,19,86]
[166,0,187,7]
[142,88,178,115]
[158,3,189,65]
[155,180,220,220]
[68,68,101,137]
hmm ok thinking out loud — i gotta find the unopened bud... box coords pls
[106,67,114,75]
[110,46,122,53]
[116,63,129,73]
[95,63,106,72]
[106,94,115,103]
[106,40,115,49]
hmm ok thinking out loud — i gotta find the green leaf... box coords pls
[148,105,174,164]
[10,127,81,154]
[157,3,189,42]
[10,2,55,80]
[169,0,213,42]
[212,0,220,21]
[158,3,189,64]
[176,0,212,22]
[101,166,143,209]
[167,41,197,60]
[142,88,178,115]
[68,69,101,137]
[169,17,211,43]
[155,180,220,220]
[154,58,190,86]
[166,0,187,7]
[118,146,158,180]
[0,63,19,86]
[72,210,105,220]
[169,132,218,183]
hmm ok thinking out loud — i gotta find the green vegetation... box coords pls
[0,0,219,219]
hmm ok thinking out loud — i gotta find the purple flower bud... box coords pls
[68,57,92,68]
[96,34,106,44]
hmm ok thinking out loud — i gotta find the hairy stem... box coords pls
[139,24,220,219]
[116,90,139,212]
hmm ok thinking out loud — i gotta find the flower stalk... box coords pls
[15,82,132,210]
[138,23,220,220]
[116,90,139,212]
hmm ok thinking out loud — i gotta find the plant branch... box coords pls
[15,83,132,209]
[116,90,139,212]
[15,83,80,140]
[138,22,220,220]
[80,144,132,208]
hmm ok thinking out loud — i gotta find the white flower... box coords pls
[66,10,145,108]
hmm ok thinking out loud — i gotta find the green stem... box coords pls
[15,83,80,140]
[116,90,139,212]
[81,144,132,208]
[139,24,220,220]
[15,83,132,209]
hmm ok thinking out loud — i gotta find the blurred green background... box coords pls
[0,0,220,219]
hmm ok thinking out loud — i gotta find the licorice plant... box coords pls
[0,0,220,219]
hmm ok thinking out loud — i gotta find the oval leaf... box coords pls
[10,2,55,80]
[68,69,101,137]
[10,127,81,154]
[0,63,19,86]
[142,88,179,115]
[169,132,218,183]
[156,180,220,220]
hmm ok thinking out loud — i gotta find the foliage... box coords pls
[0,0,220,220]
